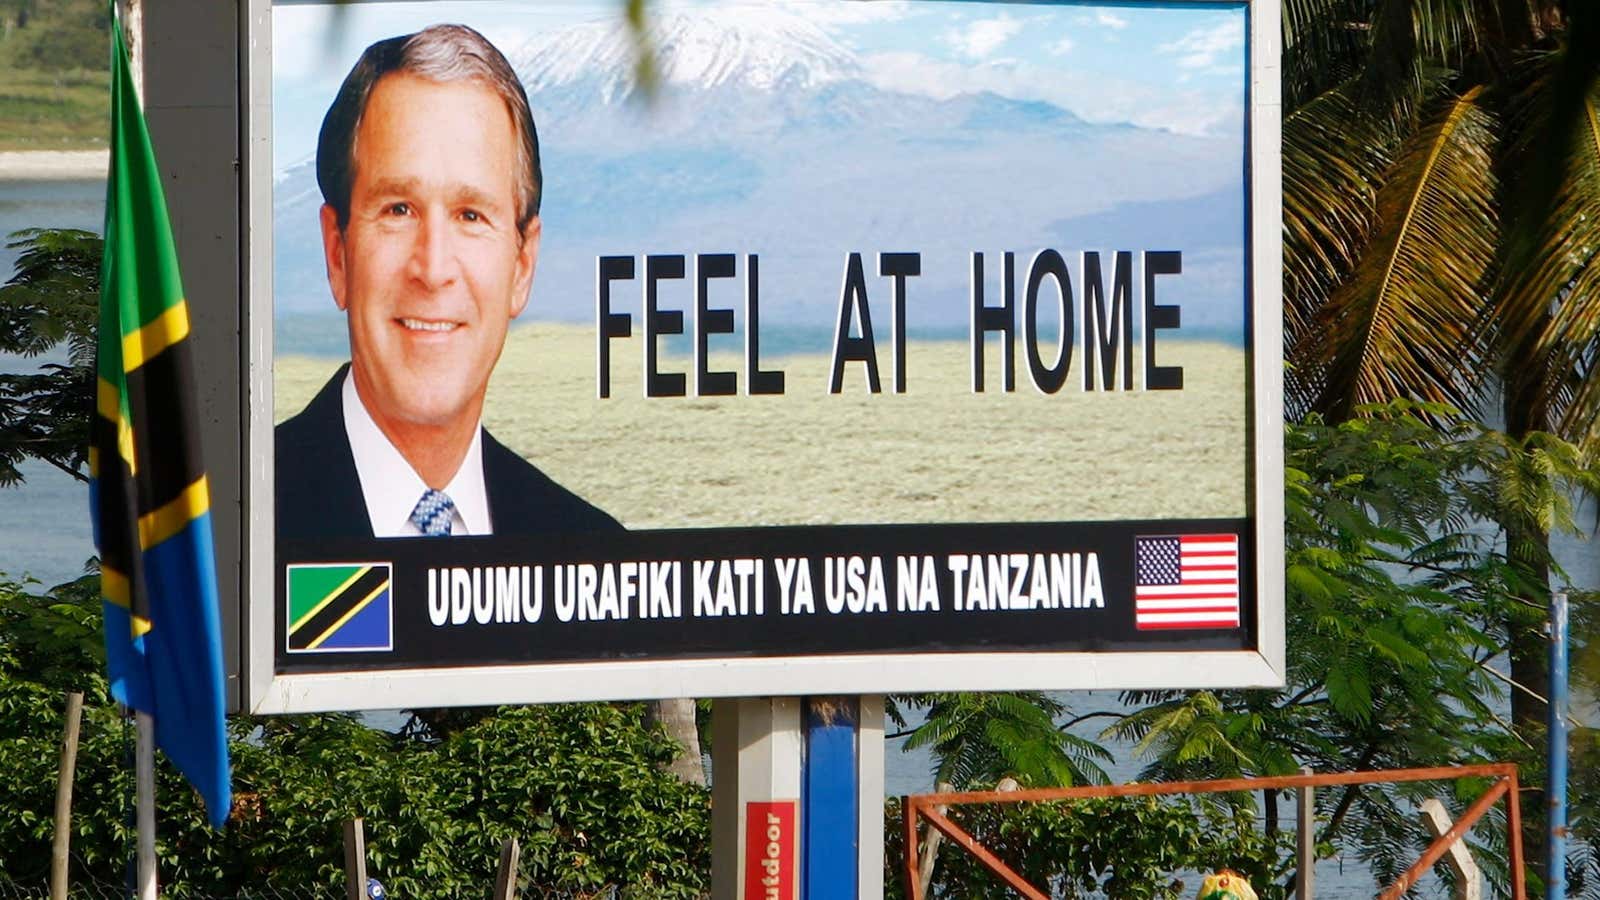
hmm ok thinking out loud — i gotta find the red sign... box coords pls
[744,800,798,900]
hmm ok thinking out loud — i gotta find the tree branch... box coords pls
[1316,743,1382,847]
[1059,711,1124,730]
[1284,682,1325,708]
[1476,661,1583,729]
[39,455,89,484]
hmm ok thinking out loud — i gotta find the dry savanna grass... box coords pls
[275,323,1249,529]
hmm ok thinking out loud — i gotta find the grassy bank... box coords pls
[0,0,110,152]
[277,325,1250,529]
[0,66,107,151]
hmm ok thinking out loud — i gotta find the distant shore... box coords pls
[0,150,108,181]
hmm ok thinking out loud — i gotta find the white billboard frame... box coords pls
[243,0,1284,715]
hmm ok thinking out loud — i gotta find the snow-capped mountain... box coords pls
[506,10,1098,148]
[512,7,860,103]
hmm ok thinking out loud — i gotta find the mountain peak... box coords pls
[512,7,861,100]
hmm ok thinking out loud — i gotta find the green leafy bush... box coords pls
[0,574,709,897]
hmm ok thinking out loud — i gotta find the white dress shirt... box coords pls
[341,371,492,537]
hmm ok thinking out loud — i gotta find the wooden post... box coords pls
[901,798,921,900]
[493,837,520,900]
[920,778,1012,896]
[918,805,1048,900]
[1378,778,1508,899]
[1295,765,1314,899]
[344,818,367,900]
[1419,799,1482,900]
[50,692,84,900]
[915,782,954,895]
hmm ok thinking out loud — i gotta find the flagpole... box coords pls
[135,711,157,900]
[120,5,156,891]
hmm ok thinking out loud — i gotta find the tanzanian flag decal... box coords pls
[286,563,393,653]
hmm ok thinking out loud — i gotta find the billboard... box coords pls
[246,0,1282,713]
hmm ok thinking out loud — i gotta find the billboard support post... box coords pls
[800,696,885,899]
[712,698,802,900]
[713,696,884,899]
[857,695,885,898]
[803,697,857,895]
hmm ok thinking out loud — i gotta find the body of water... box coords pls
[0,176,102,586]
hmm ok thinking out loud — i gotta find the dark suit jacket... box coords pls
[276,367,622,540]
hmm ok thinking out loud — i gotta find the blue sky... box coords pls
[273,0,1248,167]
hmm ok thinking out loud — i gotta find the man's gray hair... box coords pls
[316,24,541,233]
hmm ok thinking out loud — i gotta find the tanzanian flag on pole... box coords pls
[91,12,231,829]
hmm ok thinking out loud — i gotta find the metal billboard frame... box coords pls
[242,0,1284,714]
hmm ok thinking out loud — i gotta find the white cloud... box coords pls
[860,49,1242,137]
[1159,19,1245,69]
[1095,11,1129,30]
[768,0,914,25]
[1049,36,1075,56]
[943,13,1022,59]
[1138,98,1245,138]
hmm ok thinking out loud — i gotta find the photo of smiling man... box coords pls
[275,24,620,541]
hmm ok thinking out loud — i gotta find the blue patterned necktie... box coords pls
[409,489,456,536]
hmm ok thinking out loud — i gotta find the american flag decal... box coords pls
[1133,534,1240,630]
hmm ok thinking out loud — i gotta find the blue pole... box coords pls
[802,697,859,900]
[1548,590,1569,900]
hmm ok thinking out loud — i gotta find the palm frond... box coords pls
[1496,39,1600,444]
[1283,0,1373,111]
[898,692,1110,789]
[1284,82,1395,413]
[1298,86,1498,419]
[1487,0,1538,51]
[1411,0,1488,62]
[1357,0,1433,127]
[1283,0,1350,47]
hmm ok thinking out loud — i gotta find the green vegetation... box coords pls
[0,68,109,151]
[1283,0,1600,877]
[0,581,712,896]
[888,403,1599,897]
[1112,405,1597,894]
[0,228,98,486]
[0,0,109,151]
[892,692,1112,790]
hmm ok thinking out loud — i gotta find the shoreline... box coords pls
[0,150,108,181]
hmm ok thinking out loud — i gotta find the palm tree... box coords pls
[1282,0,1599,876]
